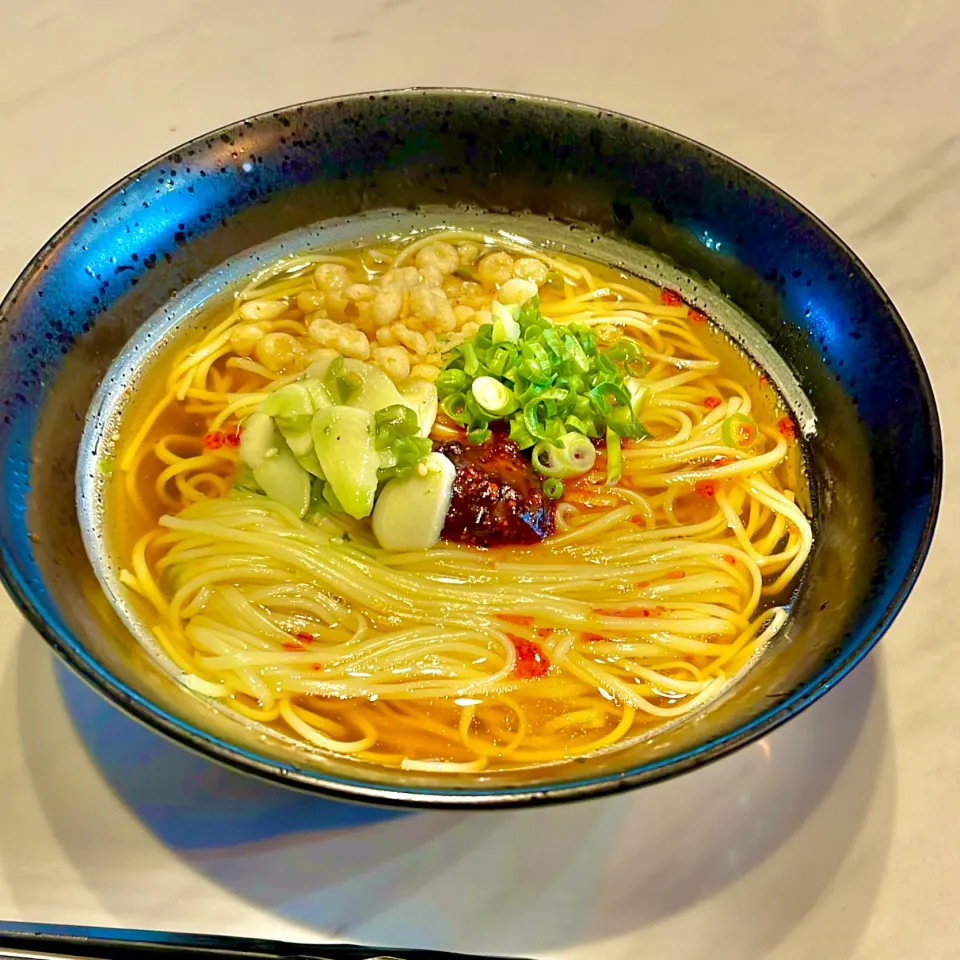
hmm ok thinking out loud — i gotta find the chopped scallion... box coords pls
[722,412,759,449]
[543,477,564,499]
[471,376,517,417]
[437,294,650,466]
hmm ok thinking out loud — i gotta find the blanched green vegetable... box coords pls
[258,383,326,477]
[307,355,405,415]
[258,382,315,421]
[285,436,325,479]
[372,452,456,551]
[252,443,311,518]
[244,358,434,522]
[398,377,439,437]
[304,377,334,409]
[238,412,278,470]
[312,406,380,519]
[236,411,312,516]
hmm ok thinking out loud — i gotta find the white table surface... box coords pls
[1,1,958,957]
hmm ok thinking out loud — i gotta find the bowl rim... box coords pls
[0,86,943,808]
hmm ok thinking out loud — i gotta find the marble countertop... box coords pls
[1,1,957,957]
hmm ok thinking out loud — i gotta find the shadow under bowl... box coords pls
[0,88,941,807]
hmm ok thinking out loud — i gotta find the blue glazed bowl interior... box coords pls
[0,90,940,806]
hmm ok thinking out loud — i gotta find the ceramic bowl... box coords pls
[0,89,940,806]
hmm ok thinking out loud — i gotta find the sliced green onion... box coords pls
[541,325,564,357]
[532,441,567,478]
[536,385,569,406]
[491,301,521,344]
[517,295,541,328]
[722,412,759,449]
[605,339,647,376]
[564,414,593,436]
[440,392,469,425]
[606,406,649,439]
[374,404,421,451]
[461,341,481,377]
[543,477,564,499]
[561,432,597,474]
[325,355,344,379]
[606,427,622,485]
[519,342,553,385]
[471,376,516,417]
[463,392,492,428]
[467,427,491,445]
[474,323,494,350]
[377,434,433,481]
[486,345,514,377]
[606,336,638,359]
[509,418,536,449]
[531,431,596,478]
[436,368,468,396]
[596,353,617,377]
[437,293,654,468]
[563,334,591,373]
[375,404,419,437]
[578,327,597,356]
[337,372,361,404]
[521,322,544,344]
[323,356,362,405]
[571,395,593,421]
[523,397,557,441]
[625,377,648,417]
[589,381,632,418]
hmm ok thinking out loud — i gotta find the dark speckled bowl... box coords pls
[0,89,941,807]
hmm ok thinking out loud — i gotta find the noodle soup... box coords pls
[106,228,812,773]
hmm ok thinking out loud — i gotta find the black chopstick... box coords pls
[0,922,531,960]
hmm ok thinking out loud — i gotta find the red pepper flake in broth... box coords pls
[759,374,770,386]
[310,663,322,671]
[203,430,225,451]
[695,479,718,497]
[778,417,797,440]
[535,627,554,639]
[704,396,722,410]
[282,640,304,651]
[224,425,242,448]
[508,634,550,679]
[712,456,732,467]
[636,581,650,589]
[661,289,683,306]
[665,571,687,580]
[723,555,737,566]
[688,307,707,324]
[295,632,314,644]
[581,633,607,643]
